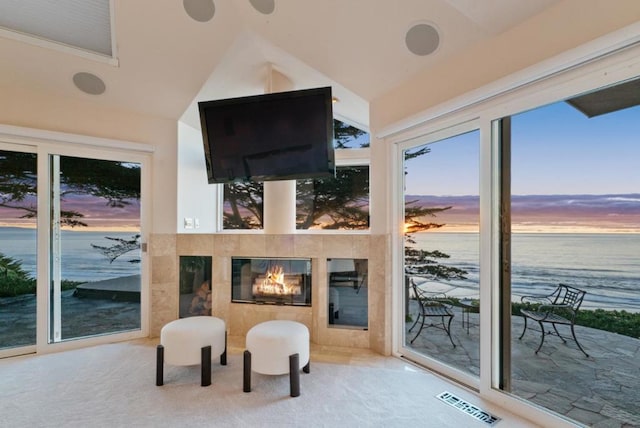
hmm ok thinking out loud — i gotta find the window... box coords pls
[496,79,640,425]
[222,119,370,231]
[0,148,38,351]
[401,129,480,379]
[296,165,369,230]
[49,155,142,342]
[222,181,264,230]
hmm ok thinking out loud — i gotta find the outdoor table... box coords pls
[459,299,479,334]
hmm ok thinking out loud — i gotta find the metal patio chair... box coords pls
[518,284,589,357]
[408,279,456,348]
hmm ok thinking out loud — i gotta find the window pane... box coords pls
[223,181,264,230]
[403,130,480,378]
[0,149,37,350]
[501,79,640,425]
[49,155,141,342]
[333,119,369,149]
[296,165,369,230]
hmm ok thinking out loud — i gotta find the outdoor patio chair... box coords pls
[518,284,588,357]
[408,279,456,348]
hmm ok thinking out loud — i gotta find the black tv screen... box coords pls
[198,87,335,183]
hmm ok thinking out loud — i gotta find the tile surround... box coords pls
[150,233,390,355]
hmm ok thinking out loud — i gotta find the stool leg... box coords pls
[156,345,164,386]
[303,359,310,374]
[289,353,300,397]
[201,346,211,387]
[220,331,227,366]
[243,350,252,392]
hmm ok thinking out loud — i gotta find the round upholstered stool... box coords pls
[243,320,310,397]
[156,316,227,387]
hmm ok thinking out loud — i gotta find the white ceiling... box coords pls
[0,0,561,131]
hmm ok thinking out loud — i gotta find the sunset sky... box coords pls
[405,101,640,196]
[2,100,638,232]
[0,194,140,231]
[404,100,640,232]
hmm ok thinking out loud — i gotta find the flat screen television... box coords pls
[198,87,335,183]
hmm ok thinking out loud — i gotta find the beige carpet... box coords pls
[0,339,535,427]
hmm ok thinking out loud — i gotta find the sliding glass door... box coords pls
[0,147,38,353]
[392,42,640,427]
[1,141,146,357]
[49,154,142,342]
[401,126,481,382]
[496,78,640,425]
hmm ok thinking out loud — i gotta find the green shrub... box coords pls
[0,253,82,297]
[0,253,36,297]
[575,309,640,339]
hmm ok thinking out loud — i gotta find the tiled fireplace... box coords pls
[149,233,389,354]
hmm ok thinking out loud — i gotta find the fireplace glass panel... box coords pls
[231,258,312,306]
[179,256,212,318]
[328,258,368,328]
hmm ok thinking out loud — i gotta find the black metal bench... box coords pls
[408,279,456,348]
[519,284,588,357]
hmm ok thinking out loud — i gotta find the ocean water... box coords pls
[3,226,639,311]
[412,232,640,312]
[0,227,140,282]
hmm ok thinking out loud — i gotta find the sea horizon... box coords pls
[410,231,640,313]
[0,226,141,283]
[2,227,638,312]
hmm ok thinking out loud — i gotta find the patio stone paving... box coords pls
[406,303,640,427]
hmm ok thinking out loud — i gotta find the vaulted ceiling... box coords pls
[0,0,562,132]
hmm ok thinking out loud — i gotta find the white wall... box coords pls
[177,121,218,233]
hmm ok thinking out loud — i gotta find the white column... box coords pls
[263,65,297,234]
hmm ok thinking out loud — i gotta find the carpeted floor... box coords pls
[0,339,537,427]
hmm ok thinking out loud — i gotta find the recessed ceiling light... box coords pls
[183,0,216,23]
[405,23,440,56]
[73,72,106,95]
[249,0,275,15]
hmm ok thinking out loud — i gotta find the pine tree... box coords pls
[403,146,467,282]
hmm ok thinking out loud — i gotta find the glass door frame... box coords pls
[0,126,152,357]
[392,119,484,390]
[38,142,151,354]
[0,142,38,358]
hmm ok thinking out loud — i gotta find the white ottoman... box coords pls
[156,316,227,387]
[243,320,310,397]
